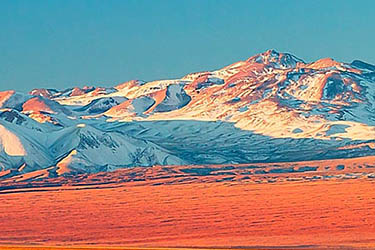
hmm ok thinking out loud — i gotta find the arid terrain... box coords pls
[1,156,375,249]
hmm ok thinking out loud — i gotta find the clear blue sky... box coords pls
[1,0,374,92]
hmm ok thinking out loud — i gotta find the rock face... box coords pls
[0,49,375,177]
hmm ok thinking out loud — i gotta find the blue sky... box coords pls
[1,0,374,92]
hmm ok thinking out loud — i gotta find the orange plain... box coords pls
[1,178,375,249]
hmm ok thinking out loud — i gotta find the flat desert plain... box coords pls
[1,156,375,250]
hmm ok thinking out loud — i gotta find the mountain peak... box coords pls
[246,49,305,69]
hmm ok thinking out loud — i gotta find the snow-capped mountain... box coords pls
[1,49,375,178]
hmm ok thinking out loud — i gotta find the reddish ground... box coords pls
[1,177,375,249]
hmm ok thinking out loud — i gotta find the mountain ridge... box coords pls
[1,49,375,178]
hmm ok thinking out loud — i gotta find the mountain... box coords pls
[1,49,375,179]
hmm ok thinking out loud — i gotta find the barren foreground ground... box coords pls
[1,157,375,249]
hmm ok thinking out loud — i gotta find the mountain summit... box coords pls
[246,49,305,68]
[1,50,375,178]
